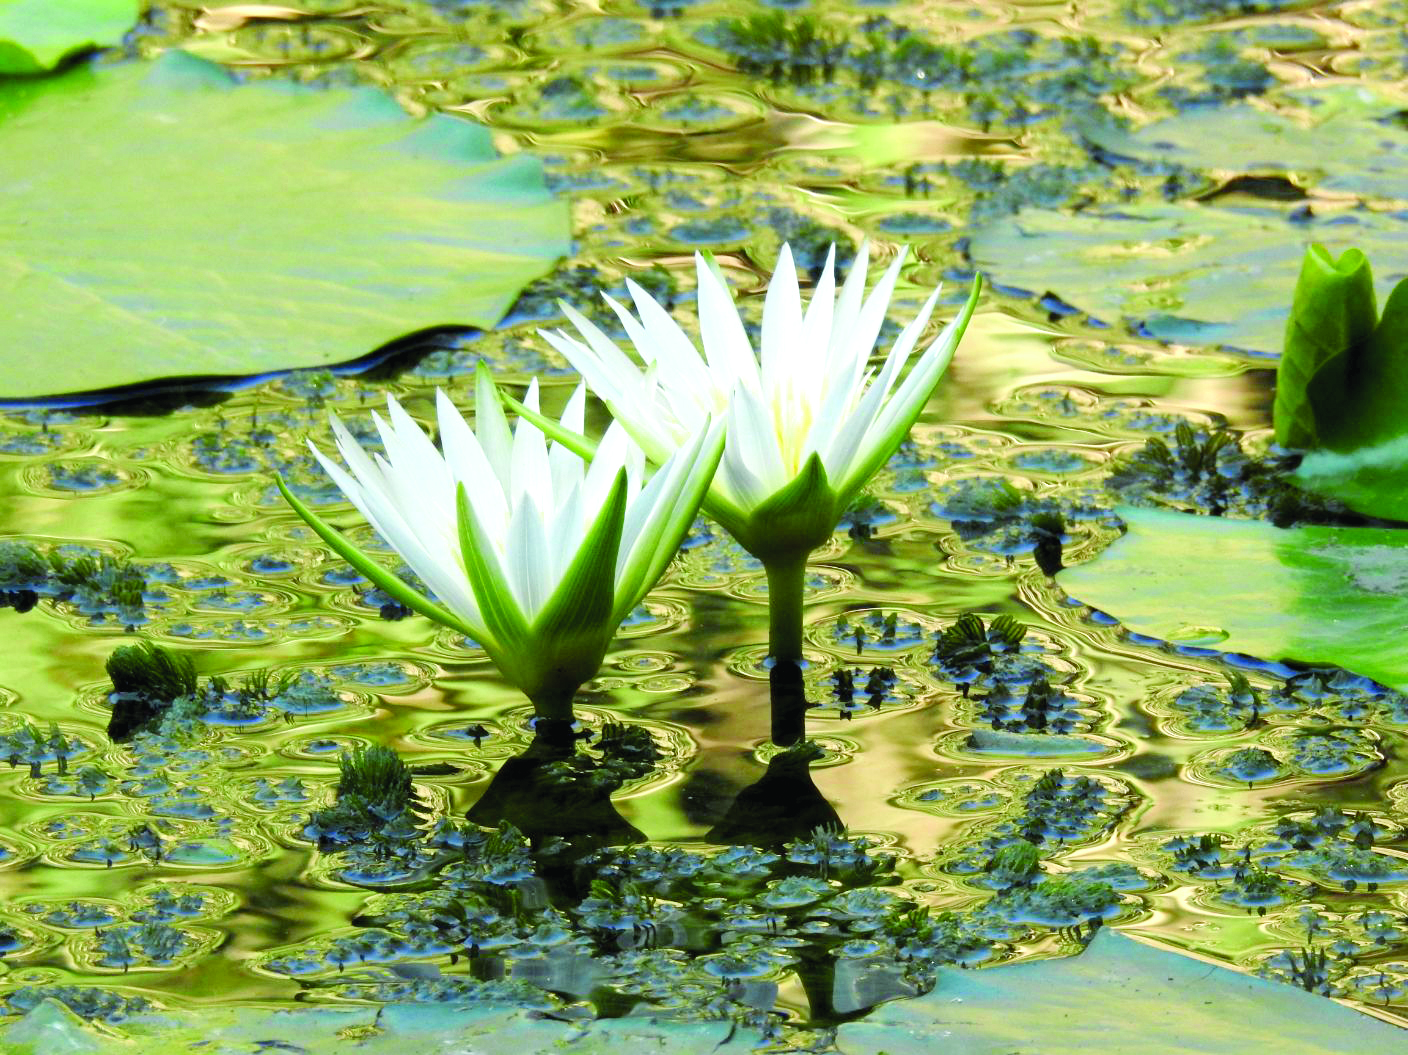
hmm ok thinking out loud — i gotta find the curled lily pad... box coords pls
[1274,245,1408,452]
[1058,507,1408,691]
[0,0,138,74]
[0,52,569,399]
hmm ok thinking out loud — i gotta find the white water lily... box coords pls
[523,243,980,669]
[278,366,723,721]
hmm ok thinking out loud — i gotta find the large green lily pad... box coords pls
[836,928,1408,1054]
[0,1000,767,1054]
[1057,507,1408,689]
[0,52,569,399]
[0,0,138,74]
[969,204,1408,354]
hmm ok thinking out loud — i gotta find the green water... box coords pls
[2,0,1408,1043]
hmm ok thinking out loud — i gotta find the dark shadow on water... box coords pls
[466,719,644,854]
[707,740,842,848]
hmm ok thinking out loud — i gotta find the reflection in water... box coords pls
[467,718,646,853]
[709,740,842,847]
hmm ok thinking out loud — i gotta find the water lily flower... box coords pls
[520,243,980,675]
[278,366,723,723]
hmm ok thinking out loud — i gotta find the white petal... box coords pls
[827,239,870,367]
[800,245,837,366]
[841,246,908,371]
[694,253,761,391]
[311,441,481,627]
[504,491,551,619]
[716,431,772,510]
[584,422,630,514]
[376,400,456,536]
[727,381,789,491]
[548,479,584,586]
[616,283,713,398]
[760,243,804,395]
[548,382,588,504]
[474,367,515,489]
[557,300,646,396]
[436,388,508,531]
[510,379,553,514]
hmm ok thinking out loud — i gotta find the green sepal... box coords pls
[455,481,533,685]
[530,469,628,690]
[275,473,478,639]
[738,451,837,563]
[1274,245,1376,450]
[611,417,726,625]
[497,385,599,462]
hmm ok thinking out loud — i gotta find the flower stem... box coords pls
[527,684,579,727]
[764,553,809,666]
[764,553,810,746]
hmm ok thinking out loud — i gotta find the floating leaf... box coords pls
[968,204,1408,354]
[0,1000,767,1054]
[1058,507,1408,690]
[1080,88,1408,201]
[0,0,138,74]
[1294,438,1408,522]
[0,52,569,399]
[835,928,1408,1055]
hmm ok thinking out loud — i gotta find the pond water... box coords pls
[3,0,1408,1046]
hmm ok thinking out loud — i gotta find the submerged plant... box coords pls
[519,243,979,738]
[279,369,723,723]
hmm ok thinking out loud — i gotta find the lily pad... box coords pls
[0,52,569,399]
[0,1002,767,1054]
[1058,507,1408,690]
[1080,89,1408,201]
[1294,438,1408,522]
[968,204,1408,354]
[835,928,1408,1054]
[0,0,138,74]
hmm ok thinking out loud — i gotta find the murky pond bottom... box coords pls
[3,0,1408,1046]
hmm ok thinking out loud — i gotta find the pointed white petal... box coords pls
[504,491,551,619]
[842,246,909,372]
[548,382,588,503]
[760,243,804,394]
[557,300,648,396]
[616,284,714,399]
[694,253,761,390]
[510,379,553,514]
[799,245,837,375]
[584,423,630,514]
[827,239,870,366]
[311,441,482,628]
[436,388,508,530]
[727,381,789,490]
[474,366,515,489]
[548,479,584,586]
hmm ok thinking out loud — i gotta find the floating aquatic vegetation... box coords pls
[704,13,1136,129]
[0,540,149,626]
